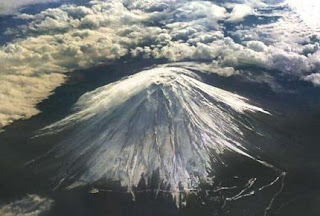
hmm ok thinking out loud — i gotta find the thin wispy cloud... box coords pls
[0,0,59,15]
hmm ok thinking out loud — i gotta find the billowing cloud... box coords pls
[303,73,320,86]
[226,4,254,22]
[0,0,319,128]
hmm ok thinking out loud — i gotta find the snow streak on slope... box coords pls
[39,66,271,194]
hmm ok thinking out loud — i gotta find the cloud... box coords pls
[226,4,254,22]
[286,0,320,27]
[0,0,59,15]
[0,1,163,128]
[0,73,65,128]
[303,73,320,86]
[1,0,320,128]
[0,194,53,216]
[165,61,239,77]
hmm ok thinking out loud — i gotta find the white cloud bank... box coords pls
[286,0,320,27]
[0,0,319,128]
